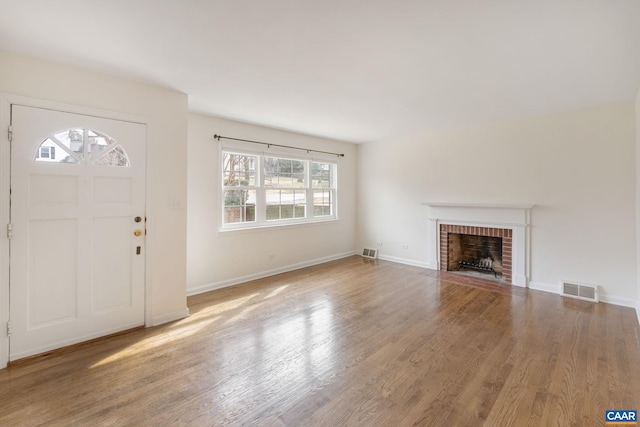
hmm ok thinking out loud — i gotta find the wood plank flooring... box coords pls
[0,256,638,426]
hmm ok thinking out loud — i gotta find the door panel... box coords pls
[9,105,146,360]
[94,177,133,204]
[29,218,78,328]
[93,217,133,313]
[30,175,78,207]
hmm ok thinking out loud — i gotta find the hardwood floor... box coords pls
[1,256,639,426]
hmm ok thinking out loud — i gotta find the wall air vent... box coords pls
[562,281,598,302]
[362,248,378,259]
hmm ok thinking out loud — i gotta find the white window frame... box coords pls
[220,147,338,231]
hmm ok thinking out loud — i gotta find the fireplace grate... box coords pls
[457,259,497,278]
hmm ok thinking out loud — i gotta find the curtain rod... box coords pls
[213,134,345,158]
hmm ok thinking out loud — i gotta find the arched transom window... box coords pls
[35,128,130,167]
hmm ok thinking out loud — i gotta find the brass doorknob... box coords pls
[134,229,143,236]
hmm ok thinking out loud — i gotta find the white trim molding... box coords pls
[0,96,11,369]
[377,254,430,269]
[150,308,191,327]
[528,281,561,294]
[530,280,638,309]
[423,202,534,287]
[187,251,357,296]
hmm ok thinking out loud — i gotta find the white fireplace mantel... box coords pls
[422,202,535,209]
[422,202,534,287]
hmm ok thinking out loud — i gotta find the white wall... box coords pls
[636,87,640,324]
[187,113,357,294]
[358,102,637,306]
[0,50,189,334]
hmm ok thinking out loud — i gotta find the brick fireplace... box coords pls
[439,224,513,283]
[423,202,533,287]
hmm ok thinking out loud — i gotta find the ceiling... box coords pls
[1,0,639,143]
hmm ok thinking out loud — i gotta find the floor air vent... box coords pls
[362,248,378,259]
[562,281,598,302]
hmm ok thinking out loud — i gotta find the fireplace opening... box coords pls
[439,225,513,283]
[448,234,502,279]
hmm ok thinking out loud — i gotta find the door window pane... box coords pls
[35,129,130,166]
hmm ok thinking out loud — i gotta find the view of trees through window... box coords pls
[223,153,256,223]
[222,151,336,227]
[264,157,306,220]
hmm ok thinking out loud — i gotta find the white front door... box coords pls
[9,105,146,361]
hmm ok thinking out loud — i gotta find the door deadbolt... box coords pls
[134,229,143,236]
[134,216,142,223]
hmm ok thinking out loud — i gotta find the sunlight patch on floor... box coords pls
[175,292,261,325]
[90,315,221,368]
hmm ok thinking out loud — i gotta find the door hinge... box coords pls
[6,321,10,337]
[7,126,12,142]
[6,223,12,240]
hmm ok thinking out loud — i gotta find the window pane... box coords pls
[312,162,332,188]
[264,157,305,188]
[223,153,256,187]
[93,145,130,167]
[313,190,333,216]
[266,189,306,220]
[223,189,256,224]
[36,129,129,166]
[87,129,115,156]
[34,138,78,163]
[54,129,84,155]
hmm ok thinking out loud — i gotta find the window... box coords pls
[35,128,130,166]
[264,157,306,220]
[222,150,337,229]
[36,146,56,159]
[222,153,257,224]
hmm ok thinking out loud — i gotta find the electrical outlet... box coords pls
[402,244,409,249]
[377,241,383,246]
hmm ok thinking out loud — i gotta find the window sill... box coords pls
[218,217,340,234]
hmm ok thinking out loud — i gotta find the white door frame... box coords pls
[0,93,153,369]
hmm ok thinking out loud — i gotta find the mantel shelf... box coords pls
[422,202,535,210]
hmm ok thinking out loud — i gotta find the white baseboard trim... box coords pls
[377,254,430,269]
[149,307,190,327]
[529,281,561,294]
[529,281,637,308]
[636,301,640,328]
[512,275,528,288]
[187,251,358,296]
[599,295,638,308]
[10,321,145,361]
